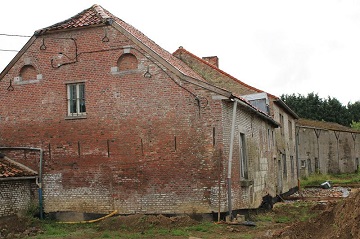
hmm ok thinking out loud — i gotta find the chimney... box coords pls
[202,56,219,68]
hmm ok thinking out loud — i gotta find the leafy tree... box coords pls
[348,101,360,123]
[350,121,360,130]
[322,96,350,126]
[281,93,357,127]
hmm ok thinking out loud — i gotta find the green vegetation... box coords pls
[350,120,360,130]
[26,220,221,239]
[24,204,320,239]
[29,221,96,238]
[300,172,360,187]
[22,176,356,239]
[250,200,318,226]
[281,92,360,127]
[274,216,291,223]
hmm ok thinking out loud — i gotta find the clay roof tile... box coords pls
[0,158,37,178]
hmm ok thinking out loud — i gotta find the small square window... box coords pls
[67,83,86,117]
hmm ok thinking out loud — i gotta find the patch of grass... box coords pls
[29,221,97,239]
[240,234,254,239]
[186,222,214,232]
[253,213,274,222]
[26,203,319,239]
[170,229,188,236]
[300,172,360,187]
[275,216,291,223]
[101,231,111,238]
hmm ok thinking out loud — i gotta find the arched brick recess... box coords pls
[20,65,37,81]
[117,53,138,71]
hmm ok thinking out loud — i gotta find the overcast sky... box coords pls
[1,0,360,104]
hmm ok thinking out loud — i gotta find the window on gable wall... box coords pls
[239,133,248,179]
[67,83,86,117]
[282,153,287,178]
[267,128,271,150]
[279,113,284,135]
[290,155,295,177]
[288,120,293,140]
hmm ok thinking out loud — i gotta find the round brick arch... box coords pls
[117,53,138,71]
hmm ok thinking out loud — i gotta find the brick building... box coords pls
[173,48,299,195]
[0,154,38,217]
[0,5,283,217]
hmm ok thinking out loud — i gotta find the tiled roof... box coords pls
[0,157,37,178]
[297,118,359,133]
[173,47,299,119]
[35,4,207,84]
[36,5,110,33]
[173,47,278,99]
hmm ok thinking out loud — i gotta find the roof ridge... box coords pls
[101,9,209,83]
[297,118,358,132]
[35,4,109,34]
[35,5,209,84]
[92,4,111,19]
[173,47,278,99]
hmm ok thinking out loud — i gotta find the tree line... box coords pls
[280,92,360,129]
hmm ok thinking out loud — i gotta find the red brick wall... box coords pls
[0,26,227,214]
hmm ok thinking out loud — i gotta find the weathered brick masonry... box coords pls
[0,5,282,216]
[0,26,225,214]
[173,48,299,194]
[0,179,37,217]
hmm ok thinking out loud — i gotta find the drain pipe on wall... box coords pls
[227,99,237,221]
[0,147,44,219]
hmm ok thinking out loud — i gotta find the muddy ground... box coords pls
[0,188,359,239]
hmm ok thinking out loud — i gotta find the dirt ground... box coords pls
[0,189,359,239]
[270,189,360,239]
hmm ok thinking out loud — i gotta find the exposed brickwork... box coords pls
[0,24,231,214]
[221,101,277,209]
[20,65,37,81]
[0,179,37,217]
[0,5,292,216]
[202,56,219,68]
[174,48,299,194]
[117,53,138,71]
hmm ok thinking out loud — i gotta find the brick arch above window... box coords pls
[117,53,138,71]
[19,65,37,81]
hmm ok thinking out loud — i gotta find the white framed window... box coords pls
[67,82,86,117]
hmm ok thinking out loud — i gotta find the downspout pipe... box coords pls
[0,147,44,219]
[227,99,237,220]
[295,127,300,188]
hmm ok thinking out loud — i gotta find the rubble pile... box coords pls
[293,186,350,198]
[273,189,360,239]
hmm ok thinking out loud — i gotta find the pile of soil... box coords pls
[0,215,41,239]
[273,190,360,239]
[98,214,199,232]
